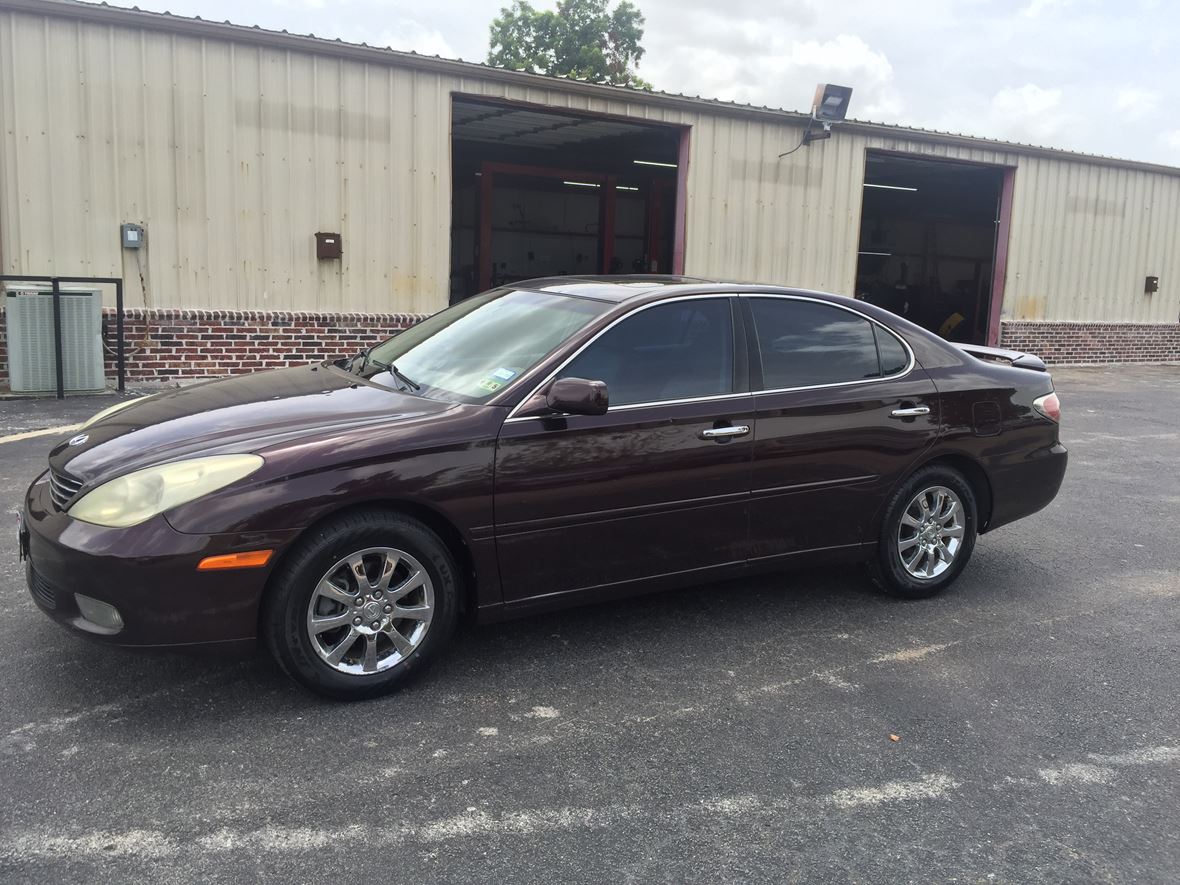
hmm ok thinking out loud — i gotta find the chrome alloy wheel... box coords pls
[897,486,966,580]
[306,547,434,675]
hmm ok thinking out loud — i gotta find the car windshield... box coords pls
[355,288,611,403]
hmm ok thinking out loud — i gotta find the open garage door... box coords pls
[855,152,1012,345]
[450,98,685,303]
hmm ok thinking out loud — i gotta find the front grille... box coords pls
[29,569,57,610]
[49,469,83,511]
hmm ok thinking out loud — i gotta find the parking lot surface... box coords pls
[1,365,1178,883]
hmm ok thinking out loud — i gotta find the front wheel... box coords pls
[870,466,978,599]
[263,510,459,700]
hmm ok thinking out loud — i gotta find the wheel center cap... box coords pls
[362,601,382,621]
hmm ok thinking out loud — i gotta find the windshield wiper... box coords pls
[346,346,420,393]
[366,355,421,393]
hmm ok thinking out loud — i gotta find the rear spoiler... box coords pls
[957,343,1047,372]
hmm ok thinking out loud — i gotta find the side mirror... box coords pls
[546,377,609,416]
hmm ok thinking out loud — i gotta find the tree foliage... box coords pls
[487,0,651,89]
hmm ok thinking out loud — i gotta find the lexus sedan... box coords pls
[20,277,1067,699]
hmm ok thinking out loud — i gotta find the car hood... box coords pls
[49,364,453,483]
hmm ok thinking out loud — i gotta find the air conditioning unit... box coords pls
[4,286,106,394]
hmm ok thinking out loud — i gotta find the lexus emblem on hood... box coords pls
[67,434,89,447]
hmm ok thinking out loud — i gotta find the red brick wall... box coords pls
[1000,321,1180,365]
[0,307,426,387]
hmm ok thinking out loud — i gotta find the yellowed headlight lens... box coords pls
[69,454,264,528]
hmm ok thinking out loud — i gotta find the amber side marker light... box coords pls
[197,550,274,571]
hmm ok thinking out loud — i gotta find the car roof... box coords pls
[510,274,850,306]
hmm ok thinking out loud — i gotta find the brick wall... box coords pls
[1000,321,1180,365]
[0,307,426,388]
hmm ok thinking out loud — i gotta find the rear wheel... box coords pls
[263,510,459,700]
[870,466,978,598]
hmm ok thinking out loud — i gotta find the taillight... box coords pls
[1033,392,1060,422]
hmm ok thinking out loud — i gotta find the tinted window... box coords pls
[875,326,910,375]
[558,299,734,406]
[750,299,881,388]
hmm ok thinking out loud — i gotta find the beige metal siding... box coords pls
[2,7,1178,324]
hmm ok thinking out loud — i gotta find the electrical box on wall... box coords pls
[1144,275,1159,294]
[316,232,342,260]
[121,223,145,249]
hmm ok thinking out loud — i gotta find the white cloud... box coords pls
[1115,88,1161,120]
[988,83,1073,144]
[1020,0,1075,17]
[641,31,901,121]
[370,22,458,58]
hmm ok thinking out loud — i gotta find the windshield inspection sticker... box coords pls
[477,378,504,393]
[491,367,518,381]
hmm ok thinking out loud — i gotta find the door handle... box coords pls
[700,424,750,439]
[890,405,931,418]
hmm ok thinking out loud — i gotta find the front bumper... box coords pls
[21,473,300,651]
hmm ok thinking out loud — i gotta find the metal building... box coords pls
[1,0,1178,384]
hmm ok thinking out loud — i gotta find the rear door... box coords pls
[494,296,755,604]
[743,296,939,563]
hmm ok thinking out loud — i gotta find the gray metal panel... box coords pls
[5,287,105,393]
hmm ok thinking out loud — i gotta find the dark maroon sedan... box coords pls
[21,277,1066,698]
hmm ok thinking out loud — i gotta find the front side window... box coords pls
[557,299,734,407]
[750,298,895,388]
[361,288,611,403]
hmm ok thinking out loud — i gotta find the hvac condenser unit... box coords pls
[4,286,106,394]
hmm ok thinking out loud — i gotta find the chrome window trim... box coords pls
[502,291,916,424]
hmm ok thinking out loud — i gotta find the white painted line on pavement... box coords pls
[0,423,80,446]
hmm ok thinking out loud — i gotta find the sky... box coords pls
[106,0,1180,166]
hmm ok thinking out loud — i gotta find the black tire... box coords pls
[869,464,978,599]
[263,509,459,700]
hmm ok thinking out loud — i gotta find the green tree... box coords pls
[487,0,651,89]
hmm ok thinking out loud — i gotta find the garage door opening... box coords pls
[450,97,686,303]
[855,152,1011,345]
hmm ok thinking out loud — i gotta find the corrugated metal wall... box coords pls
[2,7,1178,322]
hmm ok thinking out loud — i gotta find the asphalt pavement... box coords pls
[0,366,1178,883]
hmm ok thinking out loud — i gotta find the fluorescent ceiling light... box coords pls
[858,250,892,256]
[563,180,600,188]
[616,185,639,191]
[863,183,918,192]
[633,160,677,168]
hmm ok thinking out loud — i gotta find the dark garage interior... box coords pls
[450,98,684,303]
[855,152,1006,344]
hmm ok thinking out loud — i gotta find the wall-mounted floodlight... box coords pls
[780,83,854,157]
[813,84,853,122]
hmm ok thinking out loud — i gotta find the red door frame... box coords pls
[672,128,690,275]
[987,166,1016,346]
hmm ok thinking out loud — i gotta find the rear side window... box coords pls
[557,299,734,406]
[874,326,910,375]
[750,298,885,388]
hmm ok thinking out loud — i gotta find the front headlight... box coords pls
[81,396,148,429]
[69,454,264,528]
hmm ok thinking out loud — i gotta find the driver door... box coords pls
[493,297,755,605]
